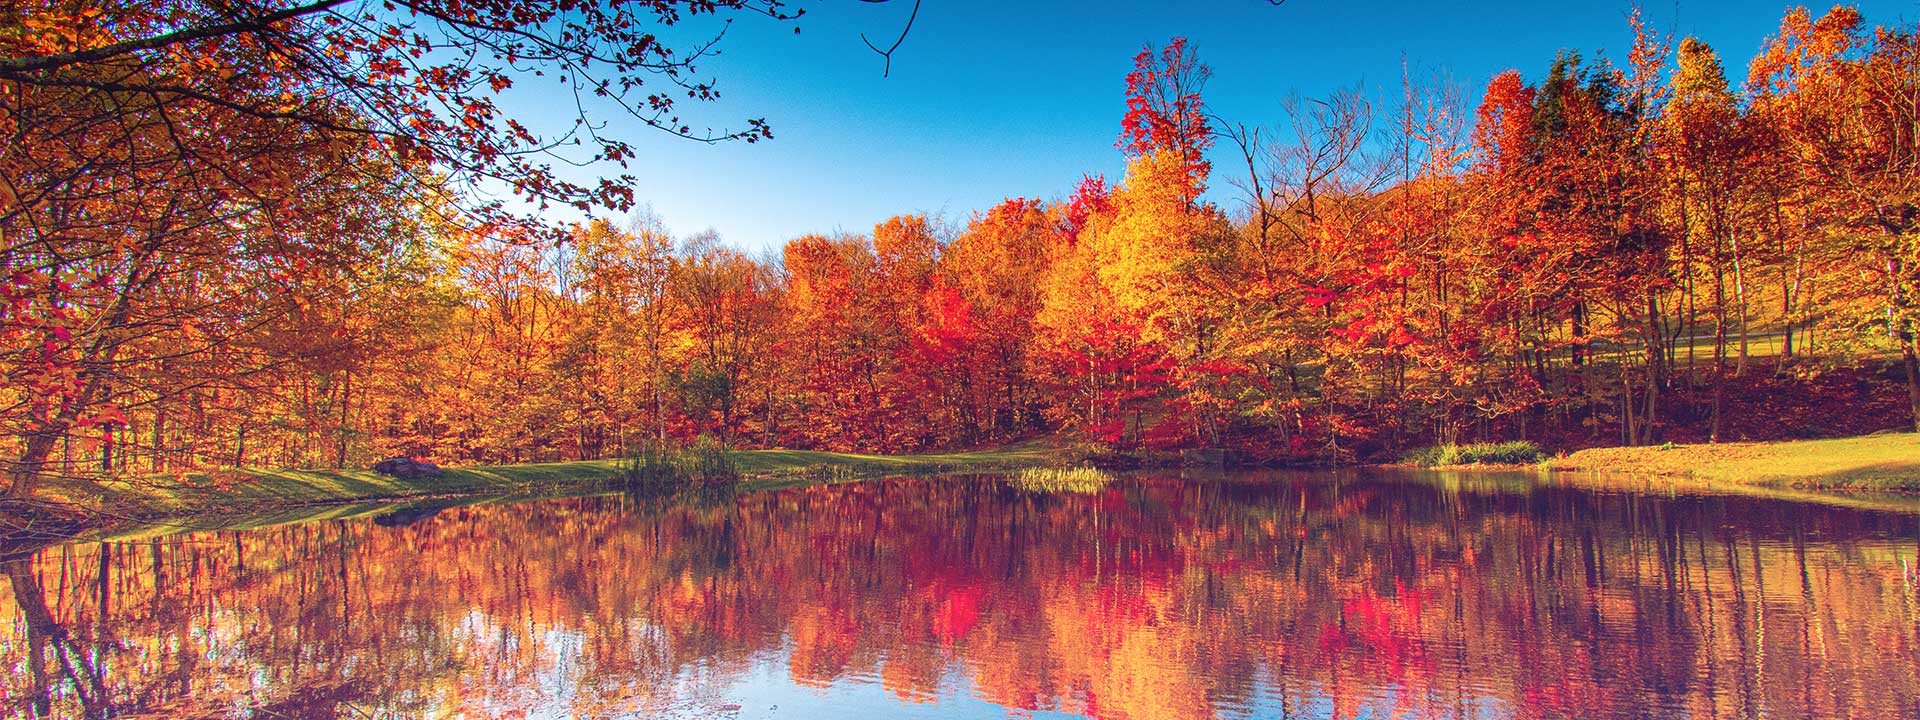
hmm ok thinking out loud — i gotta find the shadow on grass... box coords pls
[13,445,1067,550]
[1789,461,1920,491]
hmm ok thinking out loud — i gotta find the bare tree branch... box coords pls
[859,0,922,78]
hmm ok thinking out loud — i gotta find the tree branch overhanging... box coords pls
[0,0,352,78]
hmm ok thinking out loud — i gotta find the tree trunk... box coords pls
[1570,302,1586,367]
[1711,235,1729,444]
[1887,254,1920,433]
[150,410,166,472]
[7,433,61,499]
[335,368,353,468]
[652,341,666,448]
[1904,331,1920,433]
[1732,233,1750,377]
[1619,345,1636,446]
[1642,292,1664,445]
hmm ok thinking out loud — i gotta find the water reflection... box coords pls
[3,471,1918,719]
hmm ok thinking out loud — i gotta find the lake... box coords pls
[4,470,1918,719]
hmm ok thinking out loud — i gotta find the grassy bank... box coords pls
[26,443,1067,524]
[1544,432,1920,491]
[27,433,1916,545]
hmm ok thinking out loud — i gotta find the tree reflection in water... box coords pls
[3,471,1918,719]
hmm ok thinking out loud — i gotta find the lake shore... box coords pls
[13,433,1919,552]
[5,444,1068,542]
[1540,432,1920,492]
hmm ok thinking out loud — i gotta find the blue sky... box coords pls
[518,0,1919,253]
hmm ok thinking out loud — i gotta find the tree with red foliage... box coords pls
[1119,37,1214,205]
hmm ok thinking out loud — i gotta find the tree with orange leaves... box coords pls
[1748,6,1920,431]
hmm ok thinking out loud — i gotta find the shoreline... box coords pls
[1390,433,1920,499]
[1539,432,1920,493]
[10,433,1919,553]
[2,445,1068,552]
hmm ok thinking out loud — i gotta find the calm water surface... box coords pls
[4,470,1919,719]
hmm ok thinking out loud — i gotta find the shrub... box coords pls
[1401,441,1545,467]
[1011,466,1114,494]
[1398,445,1444,466]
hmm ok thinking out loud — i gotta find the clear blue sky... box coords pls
[521,0,1919,254]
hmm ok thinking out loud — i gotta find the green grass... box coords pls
[1401,441,1546,467]
[1546,432,1920,491]
[29,442,1071,524]
[1668,331,1790,363]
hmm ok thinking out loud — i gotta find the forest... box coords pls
[4,2,1919,496]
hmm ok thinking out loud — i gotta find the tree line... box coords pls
[4,4,1917,494]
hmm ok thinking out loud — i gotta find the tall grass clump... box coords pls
[619,436,738,487]
[1401,441,1545,467]
[1011,466,1114,494]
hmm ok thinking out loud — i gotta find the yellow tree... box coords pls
[568,217,678,455]
[1749,7,1920,430]
[1039,151,1233,446]
[1665,38,1748,439]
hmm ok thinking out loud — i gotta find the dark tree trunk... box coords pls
[335,368,353,468]
[7,432,60,500]
[1903,333,1920,433]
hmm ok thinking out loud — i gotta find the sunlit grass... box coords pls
[1547,433,1920,491]
[34,443,1071,522]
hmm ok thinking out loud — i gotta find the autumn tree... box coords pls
[673,233,781,447]
[1749,6,1920,430]
[940,199,1063,439]
[0,0,811,497]
[1119,37,1214,205]
[1663,38,1751,440]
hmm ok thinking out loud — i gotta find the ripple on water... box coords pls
[3,470,1917,719]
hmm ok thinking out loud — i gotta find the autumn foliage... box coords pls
[4,6,1920,493]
